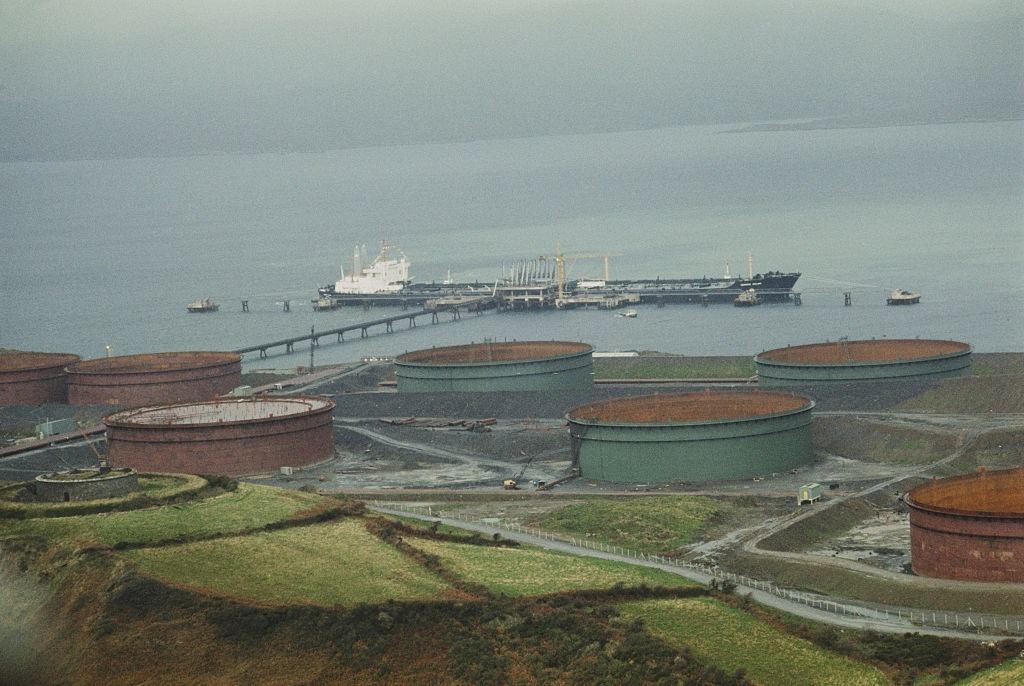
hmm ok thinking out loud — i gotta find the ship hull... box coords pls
[316,272,800,307]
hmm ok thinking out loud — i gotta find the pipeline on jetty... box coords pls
[235,307,470,360]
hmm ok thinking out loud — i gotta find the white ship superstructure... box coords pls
[334,241,411,294]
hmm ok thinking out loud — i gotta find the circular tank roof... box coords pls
[757,339,970,365]
[907,468,1024,519]
[567,391,812,426]
[68,351,240,375]
[396,341,592,366]
[0,351,80,373]
[106,396,334,427]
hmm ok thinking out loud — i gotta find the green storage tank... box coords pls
[395,341,593,392]
[755,339,971,385]
[567,391,814,483]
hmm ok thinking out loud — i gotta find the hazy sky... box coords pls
[1,1,1020,160]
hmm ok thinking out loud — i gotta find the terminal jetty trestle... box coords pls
[234,306,471,359]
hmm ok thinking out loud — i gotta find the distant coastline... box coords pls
[721,115,1022,134]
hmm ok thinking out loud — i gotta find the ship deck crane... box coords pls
[535,244,623,299]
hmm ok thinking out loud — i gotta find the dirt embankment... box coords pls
[897,376,1024,414]
[945,428,1024,473]
[758,484,918,553]
[812,417,957,464]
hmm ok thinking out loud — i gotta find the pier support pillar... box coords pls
[361,328,368,338]
[386,322,393,333]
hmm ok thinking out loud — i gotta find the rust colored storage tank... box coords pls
[104,396,336,476]
[66,352,241,406]
[906,468,1024,582]
[0,351,81,405]
[755,339,971,384]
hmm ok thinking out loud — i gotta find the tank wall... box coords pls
[909,507,1024,582]
[106,410,334,476]
[0,369,71,405]
[756,351,972,385]
[573,409,813,482]
[0,355,80,405]
[396,352,592,392]
[68,361,241,406]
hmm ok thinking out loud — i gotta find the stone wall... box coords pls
[34,470,139,502]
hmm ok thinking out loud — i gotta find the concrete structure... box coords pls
[67,352,242,406]
[105,396,335,476]
[755,339,971,385]
[395,341,593,392]
[0,352,80,405]
[34,468,139,502]
[906,468,1024,582]
[567,391,814,483]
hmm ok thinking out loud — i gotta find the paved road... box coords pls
[371,504,1018,641]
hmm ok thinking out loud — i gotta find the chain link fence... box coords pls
[372,500,1024,637]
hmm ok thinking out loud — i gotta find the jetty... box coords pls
[234,307,469,359]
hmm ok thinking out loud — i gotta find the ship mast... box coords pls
[747,253,753,280]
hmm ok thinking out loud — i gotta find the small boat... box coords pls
[887,289,920,305]
[312,297,337,311]
[186,298,219,313]
[617,309,638,318]
[733,289,760,307]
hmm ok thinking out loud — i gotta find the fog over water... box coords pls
[0,2,1021,365]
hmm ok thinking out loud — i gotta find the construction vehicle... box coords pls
[503,454,536,490]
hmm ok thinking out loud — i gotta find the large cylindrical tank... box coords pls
[0,352,81,405]
[67,352,242,406]
[567,391,814,483]
[104,396,336,476]
[755,339,971,385]
[394,341,593,392]
[906,468,1024,582]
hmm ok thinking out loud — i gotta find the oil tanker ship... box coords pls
[317,243,800,307]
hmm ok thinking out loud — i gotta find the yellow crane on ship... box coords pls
[537,244,623,299]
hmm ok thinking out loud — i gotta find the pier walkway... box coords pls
[234,307,468,359]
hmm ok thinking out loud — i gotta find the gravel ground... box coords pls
[327,378,940,420]
[0,443,100,481]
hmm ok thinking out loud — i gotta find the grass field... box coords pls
[125,519,451,605]
[0,483,324,546]
[593,355,755,380]
[620,597,888,686]
[526,496,729,554]
[408,537,693,596]
[957,659,1024,685]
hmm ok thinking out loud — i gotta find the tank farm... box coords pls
[66,351,242,406]
[754,339,972,384]
[394,341,593,391]
[0,351,81,405]
[104,397,336,476]
[566,391,815,483]
[905,468,1024,583]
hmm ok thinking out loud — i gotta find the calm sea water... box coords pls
[2,121,1021,368]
